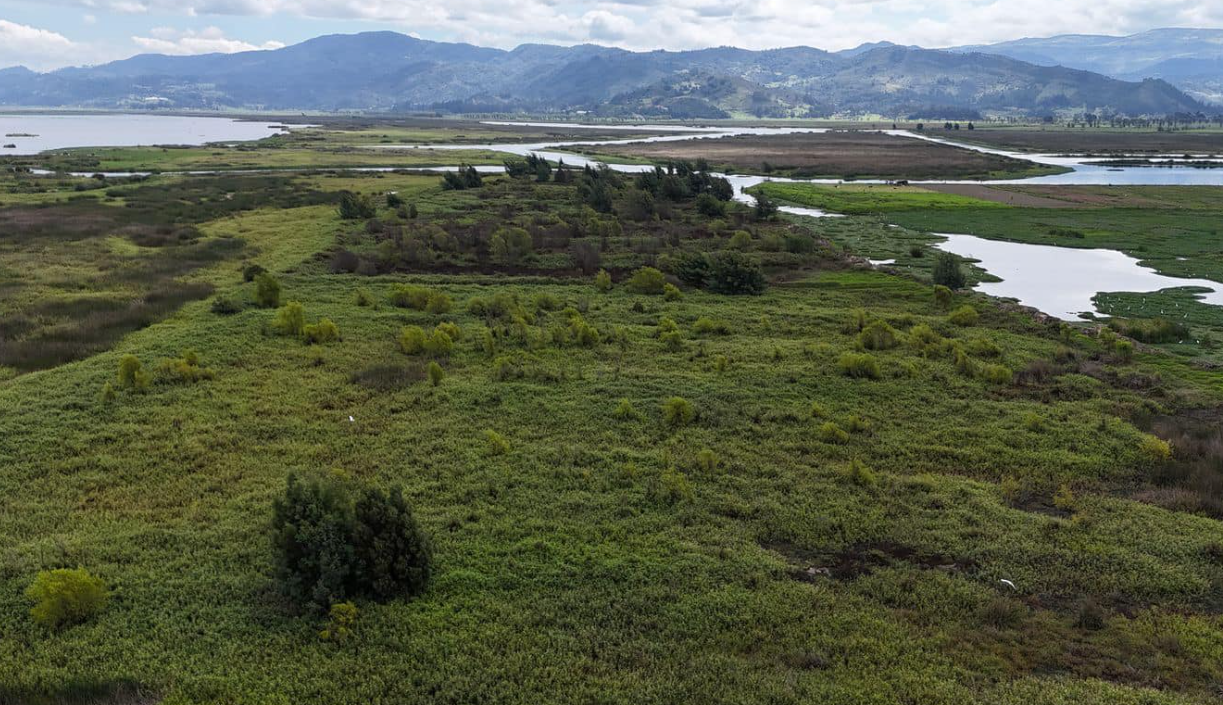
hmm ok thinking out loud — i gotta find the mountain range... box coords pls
[0,30,1214,118]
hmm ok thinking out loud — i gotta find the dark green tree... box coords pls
[932,251,967,290]
[352,487,433,600]
[707,251,766,295]
[270,474,357,610]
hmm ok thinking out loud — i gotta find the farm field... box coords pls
[2,122,1223,705]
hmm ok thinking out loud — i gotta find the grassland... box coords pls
[575,131,1070,180]
[2,124,1223,705]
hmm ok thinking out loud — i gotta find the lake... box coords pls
[0,113,297,155]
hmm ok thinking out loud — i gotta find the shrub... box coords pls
[99,381,117,404]
[908,323,944,354]
[660,330,684,352]
[846,459,878,487]
[949,305,979,326]
[662,396,695,428]
[594,269,613,292]
[211,296,241,315]
[669,251,711,287]
[26,568,109,629]
[810,401,828,419]
[272,302,306,337]
[696,192,726,217]
[255,273,282,308]
[270,473,356,610]
[319,602,358,643]
[978,597,1026,630]
[981,364,1013,385]
[713,355,729,373]
[695,449,719,473]
[389,284,431,310]
[655,466,693,505]
[1115,339,1134,361]
[436,321,462,341]
[706,251,766,295]
[491,226,533,263]
[1053,484,1077,512]
[398,326,426,355]
[932,284,953,309]
[303,318,340,345]
[728,230,753,251]
[338,191,377,220]
[837,352,881,379]
[614,398,640,420]
[1073,599,1106,631]
[932,251,966,290]
[423,329,454,357]
[425,292,453,315]
[355,289,375,307]
[1139,434,1172,466]
[662,283,683,301]
[427,361,444,386]
[117,354,149,389]
[626,267,667,295]
[966,339,1002,358]
[693,317,730,336]
[485,430,511,456]
[844,415,871,434]
[242,263,267,282]
[819,422,850,444]
[157,350,215,384]
[859,320,900,350]
[351,486,433,600]
[1023,413,1045,433]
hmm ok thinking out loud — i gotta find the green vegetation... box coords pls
[2,123,1223,705]
[754,183,1010,214]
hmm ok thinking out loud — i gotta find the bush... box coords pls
[427,361,444,386]
[351,486,433,600]
[491,226,533,263]
[933,285,953,309]
[399,326,426,355]
[594,269,613,292]
[669,251,711,288]
[338,192,377,220]
[727,230,753,251]
[981,364,1013,385]
[693,317,730,336]
[99,381,117,404]
[949,305,979,326]
[810,401,829,419]
[1139,434,1172,466]
[436,321,462,341]
[255,273,282,308]
[485,430,511,456]
[1023,413,1045,433]
[425,292,453,315]
[932,251,966,290]
[389,284,432,310]
[662,283,683,301]
[117,354,150,389]
[660,330,684,352]
[695,449,719,473]
[319,602,358,643]
[423,328,454,357]
[243,263,267,283]
[626,267,667,295]
[655,466,692,505]
[303,318,340,345]
[26,568,109,629]
[1115,339,1134,361]
[847,459,878,487]
[859,320,900,350]
[706,251,766,295]
[696,193,726,217]
[662,396,695,428]
[211,296,241,315]
[837,352,881,379]
[272,302,306,337]
[819,422,849,444]
[614,398,640,420]
[157,350,215,384]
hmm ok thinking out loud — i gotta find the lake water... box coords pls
[7,113,1223,321]
[0,113,296,155]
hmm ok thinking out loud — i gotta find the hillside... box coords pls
[0,31,1206,116]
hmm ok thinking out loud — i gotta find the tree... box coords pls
[491,227,533,263]
[255,272,281,308]
[753,192,779,221]
[26,568,109,629]
[622,188,655,221]
[352,487,433,600]
[338,191,376,220]
[270,474,357,610]
[932,251,967,290]
[707,251,766,295]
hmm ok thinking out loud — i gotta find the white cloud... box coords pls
[0,19,78,70]
[130,26,284,55]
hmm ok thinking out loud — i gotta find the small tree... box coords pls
[490,227,533,263]
[273,302,307,337]
[932,252,966,290]
[338,191,377,220]
[707,251,766,295]
[626,267,668,295]
[352,486,433,600]
[594,269,613,292]
[117,355,149,389]
[753,192,779,221]
[255,273,282,308]
[270,474,357,610]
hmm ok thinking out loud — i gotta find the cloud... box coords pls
[0,19,78,70]
[130,26,284,55]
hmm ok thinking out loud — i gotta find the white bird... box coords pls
[348,415,355,423]
[999,579,1017,590]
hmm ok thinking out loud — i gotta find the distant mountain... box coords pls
[953,28,1223,105]
[0,31,1207,117]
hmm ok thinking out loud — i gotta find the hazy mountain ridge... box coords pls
[954,28,1223,105]
[0,31,1207,116]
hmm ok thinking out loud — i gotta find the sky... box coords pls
[1,0,1223,71]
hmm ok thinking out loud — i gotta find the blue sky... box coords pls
[2,0,1223,71]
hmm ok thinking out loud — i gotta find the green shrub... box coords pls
[819,422,850,444]
[662,283,683,301]
[338,191,377,220]
[662,396,695,428]
[355,289,375,307]
[669,251,711,287]
[844,415,871,434]
[303,318,340,345]
[26,568,109,629]
[932,284,953,309]
[436,321,462,341]
[1053,484,1077,512]
[949,305,979,326]
[695,449,719,473]
[242,263,267,282]
[859,320,900,350]
[255,273,282,308]
[351,485,432,600]
[425,292,453,315]
[707,251,766,295]
[981,364,1013,385]
[319,602,358,643]
[837,352,881,379]
[594,269,613,292]
[614,398,640,420]
[117,354,149,389]
[211,296,241,315]
[1115,339,1134,361]
[1023,413,1045,433]
[728,230,753,251]
[810,401,829,419]
[427,361,444,386]
[660,330,684,352]
[693,317,731,336]
[485,430,511,456]
[399,326,426,355]
[966,338,1002,358]
[491,226,533,263]
[1139,434,1172,466]
[908,323,943,354]
[655,466,693,505]
[99,381,117,404]
[389,285,431,310]
[846,459,878,487]
[932,252,966,290]
[272,302,306,337]
[157,350,215,384]
[423,328,454,357]
[626,267,667,294]
[713,355,729,373]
